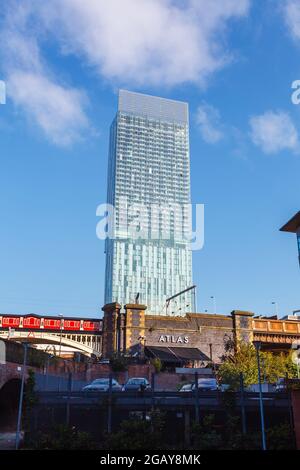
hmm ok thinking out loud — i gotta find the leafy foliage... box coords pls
[191,415,223,450]
[109,353,128,372]
[191,411,295,450]
[101,410,165,450]
[151,357,162,373]
[31,425,97,450]
[23,369,38,438]
[24,369,38,408]
[218,340,297,390]
[266,423,295,450]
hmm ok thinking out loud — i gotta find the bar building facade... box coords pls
[101,303,300,367]
[1,307,300,365]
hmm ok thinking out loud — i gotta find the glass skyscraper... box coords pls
[104,90,194,315]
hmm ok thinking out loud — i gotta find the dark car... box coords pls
[122,377,151,392]
[192,378,219,391]
[179,378,219,392]
[82,378,122,392]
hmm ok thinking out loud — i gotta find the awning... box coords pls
[145,346,210,363]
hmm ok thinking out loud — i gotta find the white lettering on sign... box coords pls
[158,335,189,344]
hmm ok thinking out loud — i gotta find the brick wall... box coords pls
[155,372,180,391]
[0,362,40,389]
[144,313,234,363]
[84,363,154,384]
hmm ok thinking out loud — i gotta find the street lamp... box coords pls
[210,296,216,314]
[15,342,28,450]
[271,301,279,317]
[253,340,267,450]
[58,314,64,358]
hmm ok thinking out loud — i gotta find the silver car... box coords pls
[179,379,219,392]
[82,378,122,392]
[179,383,194,392]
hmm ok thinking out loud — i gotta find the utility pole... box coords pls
[253,341,267,450]
[58,314,63,357]
[15,342,28,450]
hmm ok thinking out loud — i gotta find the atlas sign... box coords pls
[158,335,189,344]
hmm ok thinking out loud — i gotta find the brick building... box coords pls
[101,302,300,367]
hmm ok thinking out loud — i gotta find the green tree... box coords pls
[151,357,162,373]
[23,369,38,441]
[218,340,297,390]
[110,353,128,372]
[218,341,258,389]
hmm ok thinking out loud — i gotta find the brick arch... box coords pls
[0,362,29,390]
[0,377,22,431]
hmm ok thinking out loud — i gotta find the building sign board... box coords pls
[158,335,189,344]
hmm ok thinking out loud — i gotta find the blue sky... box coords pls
[0,0,299,318]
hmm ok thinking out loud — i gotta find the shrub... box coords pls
[151,357,162,373]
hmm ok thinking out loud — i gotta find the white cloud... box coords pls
[0,2,91,147]
[249,110,299,154]
[0,0,251,144]
[9,72,90,147]
[283,0,300,40]
[196,103,224,143]
[40,0,250,86]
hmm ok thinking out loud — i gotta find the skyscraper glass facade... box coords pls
[104,90,194,315]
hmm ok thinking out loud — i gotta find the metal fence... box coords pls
[34,373,87,392]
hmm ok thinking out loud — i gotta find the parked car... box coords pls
[122,377,151,392]
[179,383,194,392]
[193,378,219,391]
[82,378,122,392]
[179,378,219,392]
[246,383,275,393]
[275,378,287,392]
[219,383,230,392]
